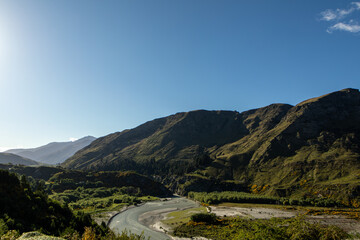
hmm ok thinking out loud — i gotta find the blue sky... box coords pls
[0,0,359,150]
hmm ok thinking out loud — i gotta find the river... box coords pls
[108,197,199,240]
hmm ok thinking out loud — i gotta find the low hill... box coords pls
[0,153,39,166]
[48,170,172,197]
[62,88,360,205]
[6,136,96,165]
[0,163,171,197]
[0,164,63,180]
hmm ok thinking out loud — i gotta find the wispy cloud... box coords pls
[69,137,78,142]
[320,10,338,21]
[320,4,358,21]
[320,2,360,34]
[353,2,360,9]
[328,22,360,33]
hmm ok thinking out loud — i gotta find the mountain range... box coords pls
[6,136,96,165]
[62,88,360,204]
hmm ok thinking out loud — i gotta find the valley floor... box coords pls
[104,197,360,239]
[152,202,360,239]
[209,203,360,236]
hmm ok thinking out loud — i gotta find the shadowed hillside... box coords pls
[0,169,105,237]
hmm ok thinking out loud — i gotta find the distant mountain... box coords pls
[6,136,96,165]
[62,89,360,205]
[0,153,39,165]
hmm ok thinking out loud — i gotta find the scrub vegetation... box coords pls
[0,170,106,238]
[0,169,157,239]
[173,214,351,240]
[161,207,207,228]
[50,186,158,214]
[188,191,344,208]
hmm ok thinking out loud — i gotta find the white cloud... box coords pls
[328,22,360,33]
[69,137,78,142]
[339,8,355,17]
[320,7,356,21]
[321,10,338,21]
[320,3,360,34]
[352,2,360,9]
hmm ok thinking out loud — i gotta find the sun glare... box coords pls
[0,24,10,67]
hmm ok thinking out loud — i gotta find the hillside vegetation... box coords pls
[62,88,360,205]
[48,170,171,197]
[0,164,171,215]
[0,169,155,239]
[0,164,63,180]
[0,169,105,237]
[47,170,171,214]
[173,214,349,240]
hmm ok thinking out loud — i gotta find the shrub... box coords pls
[190,213,217,223]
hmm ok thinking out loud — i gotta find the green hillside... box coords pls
[0,164,63,180]
[48,170,171,197]
[62,88,360,205]
[0,169,105,237]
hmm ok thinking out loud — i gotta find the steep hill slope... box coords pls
[6,136,96,165]
[209,88,360,199]
[62,88,360,204]
[63,107,291,173]
[0,153,39,165]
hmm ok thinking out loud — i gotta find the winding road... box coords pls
[108,197,198,240]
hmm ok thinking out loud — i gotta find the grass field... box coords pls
[161,206,207,228]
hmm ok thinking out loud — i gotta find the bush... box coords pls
[188,191,279,205]
[188,191,344,207]
[190,213,217,223]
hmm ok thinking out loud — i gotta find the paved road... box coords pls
[109,197,198,240]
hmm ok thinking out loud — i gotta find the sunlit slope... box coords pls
[212,88,360,200]
[62,110,260,172]
[62,88,360,202]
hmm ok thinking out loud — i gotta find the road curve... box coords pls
[108,197,198,240]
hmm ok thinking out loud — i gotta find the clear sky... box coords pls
[0,0,359,150]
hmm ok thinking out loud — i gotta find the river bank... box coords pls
[108,197,199,240]
[106,197,360,239]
